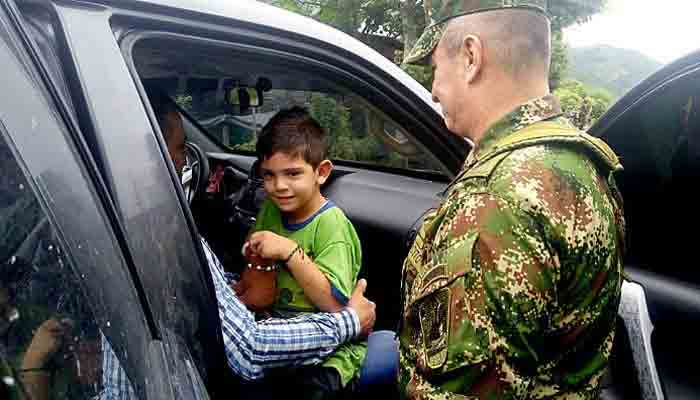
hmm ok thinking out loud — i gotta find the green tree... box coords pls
[554,79,613,129]
[308,93,356,160]
[268,0,607,92]
[550,31,569,91]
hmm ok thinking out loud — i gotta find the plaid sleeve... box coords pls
[99,333,137,400]
[200,238,360,381]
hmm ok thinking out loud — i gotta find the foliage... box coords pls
[554,79,614,130]
[174,94,193,111]
[267,0,608,90]
[550,31,569,91]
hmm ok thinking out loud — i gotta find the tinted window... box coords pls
[0,131,138,399]
[602,70,700,283]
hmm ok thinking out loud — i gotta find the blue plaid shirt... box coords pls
[100,238,361,399]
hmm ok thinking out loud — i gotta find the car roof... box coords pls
[93,0,438,112]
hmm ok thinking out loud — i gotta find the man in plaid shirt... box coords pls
[97,90,376,399]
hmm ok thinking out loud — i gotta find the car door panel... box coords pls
[593,62,700,399]
[0,3,161,396]
[626,267,700,399]
[324,168,445,330]
[16,1,229,396]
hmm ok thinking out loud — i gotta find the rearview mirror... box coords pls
[226,87,261,109]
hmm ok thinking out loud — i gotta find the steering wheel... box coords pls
[183,141,210,205]
[229,160,266,230]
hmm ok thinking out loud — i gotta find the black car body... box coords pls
[0,0,695,399]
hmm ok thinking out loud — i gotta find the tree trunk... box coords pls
[400,0,419,53]
[424,0,433,26]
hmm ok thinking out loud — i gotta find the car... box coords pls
[0,0,695,399]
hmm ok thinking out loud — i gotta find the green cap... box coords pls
[403,0,548,65]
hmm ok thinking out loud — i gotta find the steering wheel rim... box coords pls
[184,141,210,205]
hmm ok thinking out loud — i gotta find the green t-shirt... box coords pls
[253,198,367,386]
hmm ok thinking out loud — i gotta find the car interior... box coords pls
[130,35,452,332]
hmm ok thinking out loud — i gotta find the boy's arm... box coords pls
[246,231,347,312]
[285,246,345,312]
[202,238,365,381]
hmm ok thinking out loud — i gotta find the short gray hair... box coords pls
[442,8,551,79]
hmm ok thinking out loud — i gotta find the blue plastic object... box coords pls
[358,330,399,390]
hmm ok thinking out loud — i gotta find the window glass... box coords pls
[0,131,138,400]
[134,41,445,174]
[602,73,700,283]
[182,86,442,172]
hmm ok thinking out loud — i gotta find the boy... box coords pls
[237,107,367,398]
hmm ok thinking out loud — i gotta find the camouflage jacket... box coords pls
[398,95,625,399]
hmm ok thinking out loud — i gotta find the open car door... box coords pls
[591,50,700,400]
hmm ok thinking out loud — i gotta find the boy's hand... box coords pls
[246,231,298,261]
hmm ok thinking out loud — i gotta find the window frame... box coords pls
[0,3,163,395]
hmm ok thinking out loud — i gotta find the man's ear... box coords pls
[462,34,483,84]
[316,159,333,185]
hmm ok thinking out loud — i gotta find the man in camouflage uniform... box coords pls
[399,1,626,398]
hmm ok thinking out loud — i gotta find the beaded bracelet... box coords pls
[245,263,278,272]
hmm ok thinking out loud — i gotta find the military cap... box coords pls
[403,0,548,65]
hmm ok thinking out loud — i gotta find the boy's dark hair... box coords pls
[256,107,328,168]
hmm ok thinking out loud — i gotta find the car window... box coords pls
[602,70,700,284]
[186,86,441,172]
[0,132,138,400]
[132,41,445,175]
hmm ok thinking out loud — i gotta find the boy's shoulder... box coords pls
[316,201,352,227]
[314,202,358,241]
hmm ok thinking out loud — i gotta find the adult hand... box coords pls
[347,279,375,338]
[22,318,73,369]
[234,267,277,312]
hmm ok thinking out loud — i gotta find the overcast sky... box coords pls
[564,0,700,64]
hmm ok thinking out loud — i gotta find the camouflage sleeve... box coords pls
[405,192,557,398]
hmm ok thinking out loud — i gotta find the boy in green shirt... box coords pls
[237,107,367,398]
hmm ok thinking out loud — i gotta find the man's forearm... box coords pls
[202,238,359,380]
[217,286,359,380]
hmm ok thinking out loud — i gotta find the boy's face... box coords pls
[260,152,331,220]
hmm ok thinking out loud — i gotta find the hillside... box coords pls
[568,45,662,97]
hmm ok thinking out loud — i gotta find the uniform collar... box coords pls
[466,95,563,166]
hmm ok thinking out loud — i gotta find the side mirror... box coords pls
[368,113,420,157]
